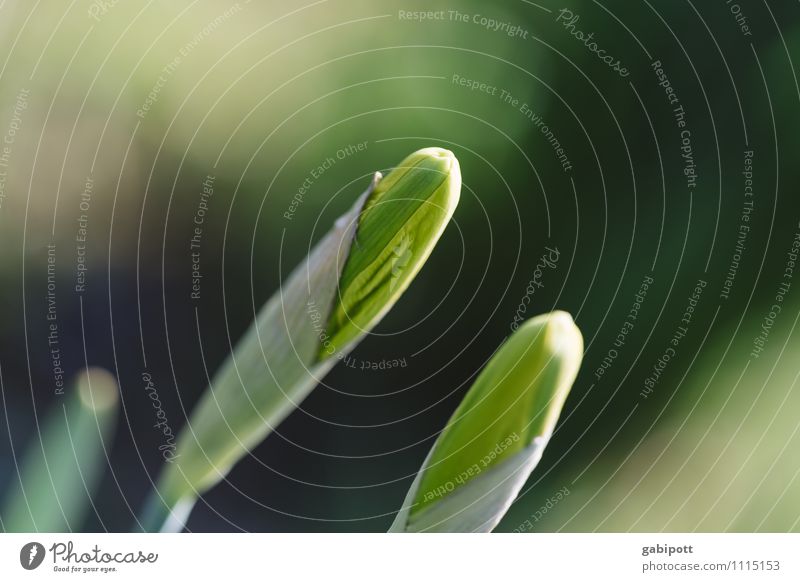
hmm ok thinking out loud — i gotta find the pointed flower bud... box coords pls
[143,148,461,531]
[391,311,583,532]
[323,147,461,358]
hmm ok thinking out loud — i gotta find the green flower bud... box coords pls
[391,311,583,532]
[143,148,461,531]
[323,147,461,358]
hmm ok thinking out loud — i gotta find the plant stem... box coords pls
[140,493,196,533]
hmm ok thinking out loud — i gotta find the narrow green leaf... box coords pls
[390,311,583,532]
[2,368,119,532]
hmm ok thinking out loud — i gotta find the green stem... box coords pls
[139,491,196,533]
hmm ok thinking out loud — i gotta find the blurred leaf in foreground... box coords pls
[2,368,119,532]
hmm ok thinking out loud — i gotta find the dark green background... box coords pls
[0,0,798,532]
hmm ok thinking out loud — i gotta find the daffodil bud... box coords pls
[324,147,461,357]
[391,311,583,533]
[144,148,461,531]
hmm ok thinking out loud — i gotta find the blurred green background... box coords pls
[0,0,798,532]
